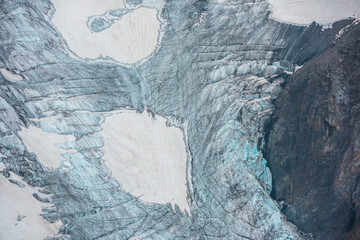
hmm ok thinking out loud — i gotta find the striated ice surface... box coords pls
[0,0,344,239]
[87,9,133,33]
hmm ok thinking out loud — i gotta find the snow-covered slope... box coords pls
[267,0,360,25]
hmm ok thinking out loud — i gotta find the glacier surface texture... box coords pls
[0,0,359,239]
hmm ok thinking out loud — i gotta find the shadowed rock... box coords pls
[265,22,360,240]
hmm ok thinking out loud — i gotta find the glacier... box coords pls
[0,0,356,239]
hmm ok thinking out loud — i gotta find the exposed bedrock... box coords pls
[265,23,360,240]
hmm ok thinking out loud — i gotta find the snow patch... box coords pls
[18,126,75,169]
[0,68,23,82]
[267,0,360,25]
[51,0,160,64]
[0,169,62,240]
[101,110,190,213]
[295,65,303,72]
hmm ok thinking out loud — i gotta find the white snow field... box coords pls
[0,167,62,240]
[18,126,75,169]
[51,0,160,64]
[101,110,190,213]
[267,0,360,25]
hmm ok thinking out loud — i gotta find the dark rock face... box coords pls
[265,23,360,240]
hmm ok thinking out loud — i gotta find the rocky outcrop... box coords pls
[265,23,360,240]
